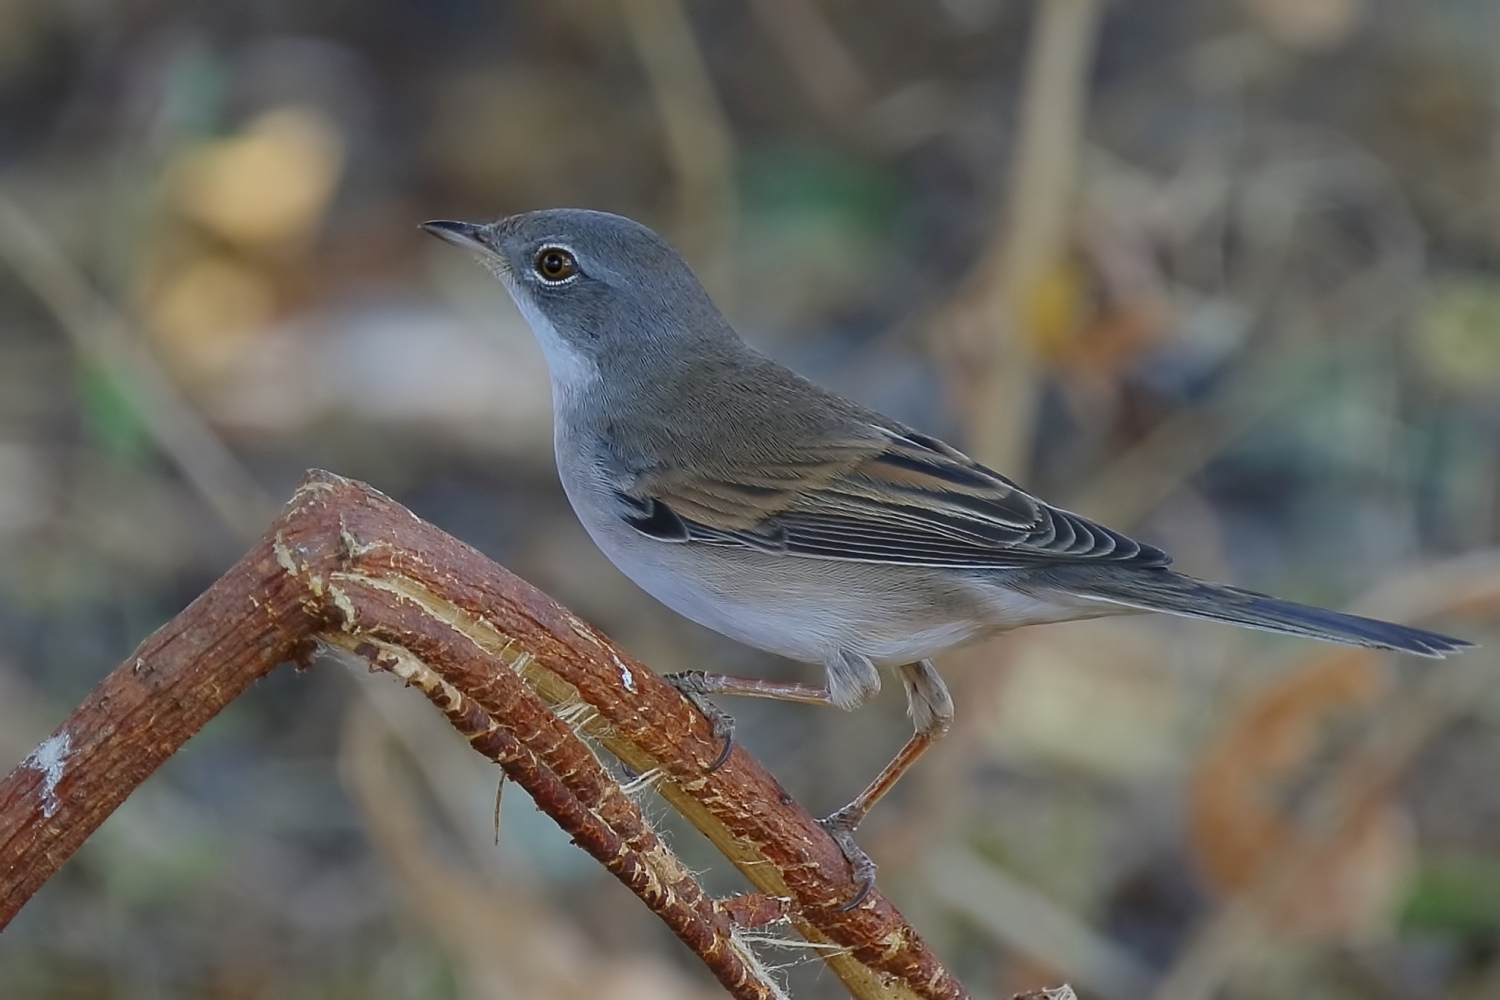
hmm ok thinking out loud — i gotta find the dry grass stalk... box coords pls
[936,0,1103,475]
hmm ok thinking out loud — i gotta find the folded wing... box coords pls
[621,426,1170,571]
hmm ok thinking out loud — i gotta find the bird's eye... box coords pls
[534,247,578,282]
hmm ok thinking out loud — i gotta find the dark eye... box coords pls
[534,247,577,282]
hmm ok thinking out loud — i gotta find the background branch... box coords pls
[935,0,1103,475]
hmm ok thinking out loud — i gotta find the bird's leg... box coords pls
[819,659,954,910]
[665,672,837,770]
[666,648,881,772]
[667,671,837,705]
[672,653,949,910]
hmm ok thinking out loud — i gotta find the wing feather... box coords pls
[624,426,1169,570]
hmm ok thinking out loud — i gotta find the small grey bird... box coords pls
[424,209,1469,906]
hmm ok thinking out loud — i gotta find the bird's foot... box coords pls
[817,803,877,911]
[665,671,735,771]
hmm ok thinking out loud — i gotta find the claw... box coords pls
[666,671,736,772]
[706,721,735,771]
[818,804,877,910]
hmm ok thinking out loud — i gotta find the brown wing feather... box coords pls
[625,426,1170,570]
[635,438,881,529]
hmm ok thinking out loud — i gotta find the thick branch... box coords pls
[0,471,967,1000]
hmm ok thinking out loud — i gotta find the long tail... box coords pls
[1048,568,1472,658]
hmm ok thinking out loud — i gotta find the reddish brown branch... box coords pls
[0,471,968,1000]
[347,636,765,995]
[0,514,322,917]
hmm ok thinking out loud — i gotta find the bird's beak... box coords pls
[421,219,501,263]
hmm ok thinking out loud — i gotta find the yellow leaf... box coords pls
[1417,277,1500,394]
[147,256,275,383]
[1021,257,1086,359]
[175,106,345,248]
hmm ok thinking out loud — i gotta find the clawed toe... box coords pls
[818,805,876,911]
[665,671,736,771]
[704,714,735,771]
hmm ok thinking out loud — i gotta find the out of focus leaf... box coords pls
[1402,856,1500,935]
[740,143,900,235]
[1416,277,1500,394]
[1023,257,1087,359]
[155,39,230,140]
[145,255,276,385]
[77,363,149,460]
[738,143,902,325]
[1189,649,1413,938]
[174,105,345,248]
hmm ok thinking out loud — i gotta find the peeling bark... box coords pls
[0,471,967,1000]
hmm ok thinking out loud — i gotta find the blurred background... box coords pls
[1,0,1498,997]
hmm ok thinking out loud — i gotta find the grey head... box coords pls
[423,209,743,396]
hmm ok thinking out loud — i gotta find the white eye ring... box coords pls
[534,246,579,283]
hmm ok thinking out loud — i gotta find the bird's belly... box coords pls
[581,517,1076,664]
[620,548,979,663]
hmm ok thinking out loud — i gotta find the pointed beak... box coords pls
[421,219,492,255]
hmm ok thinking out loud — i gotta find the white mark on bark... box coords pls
[24,732,71,818]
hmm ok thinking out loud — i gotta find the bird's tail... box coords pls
[1048,568,1472,658]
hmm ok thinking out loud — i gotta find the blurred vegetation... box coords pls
[0,0,1497,998]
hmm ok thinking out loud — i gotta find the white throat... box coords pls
[502,283,600,408]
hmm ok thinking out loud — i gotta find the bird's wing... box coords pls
[618,426,1171,570]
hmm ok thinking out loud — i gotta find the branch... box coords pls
[0,470,968,1000]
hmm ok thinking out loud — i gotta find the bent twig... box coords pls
[0,470,967,1000]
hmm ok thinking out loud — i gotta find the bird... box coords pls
[423,208,1471,908]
